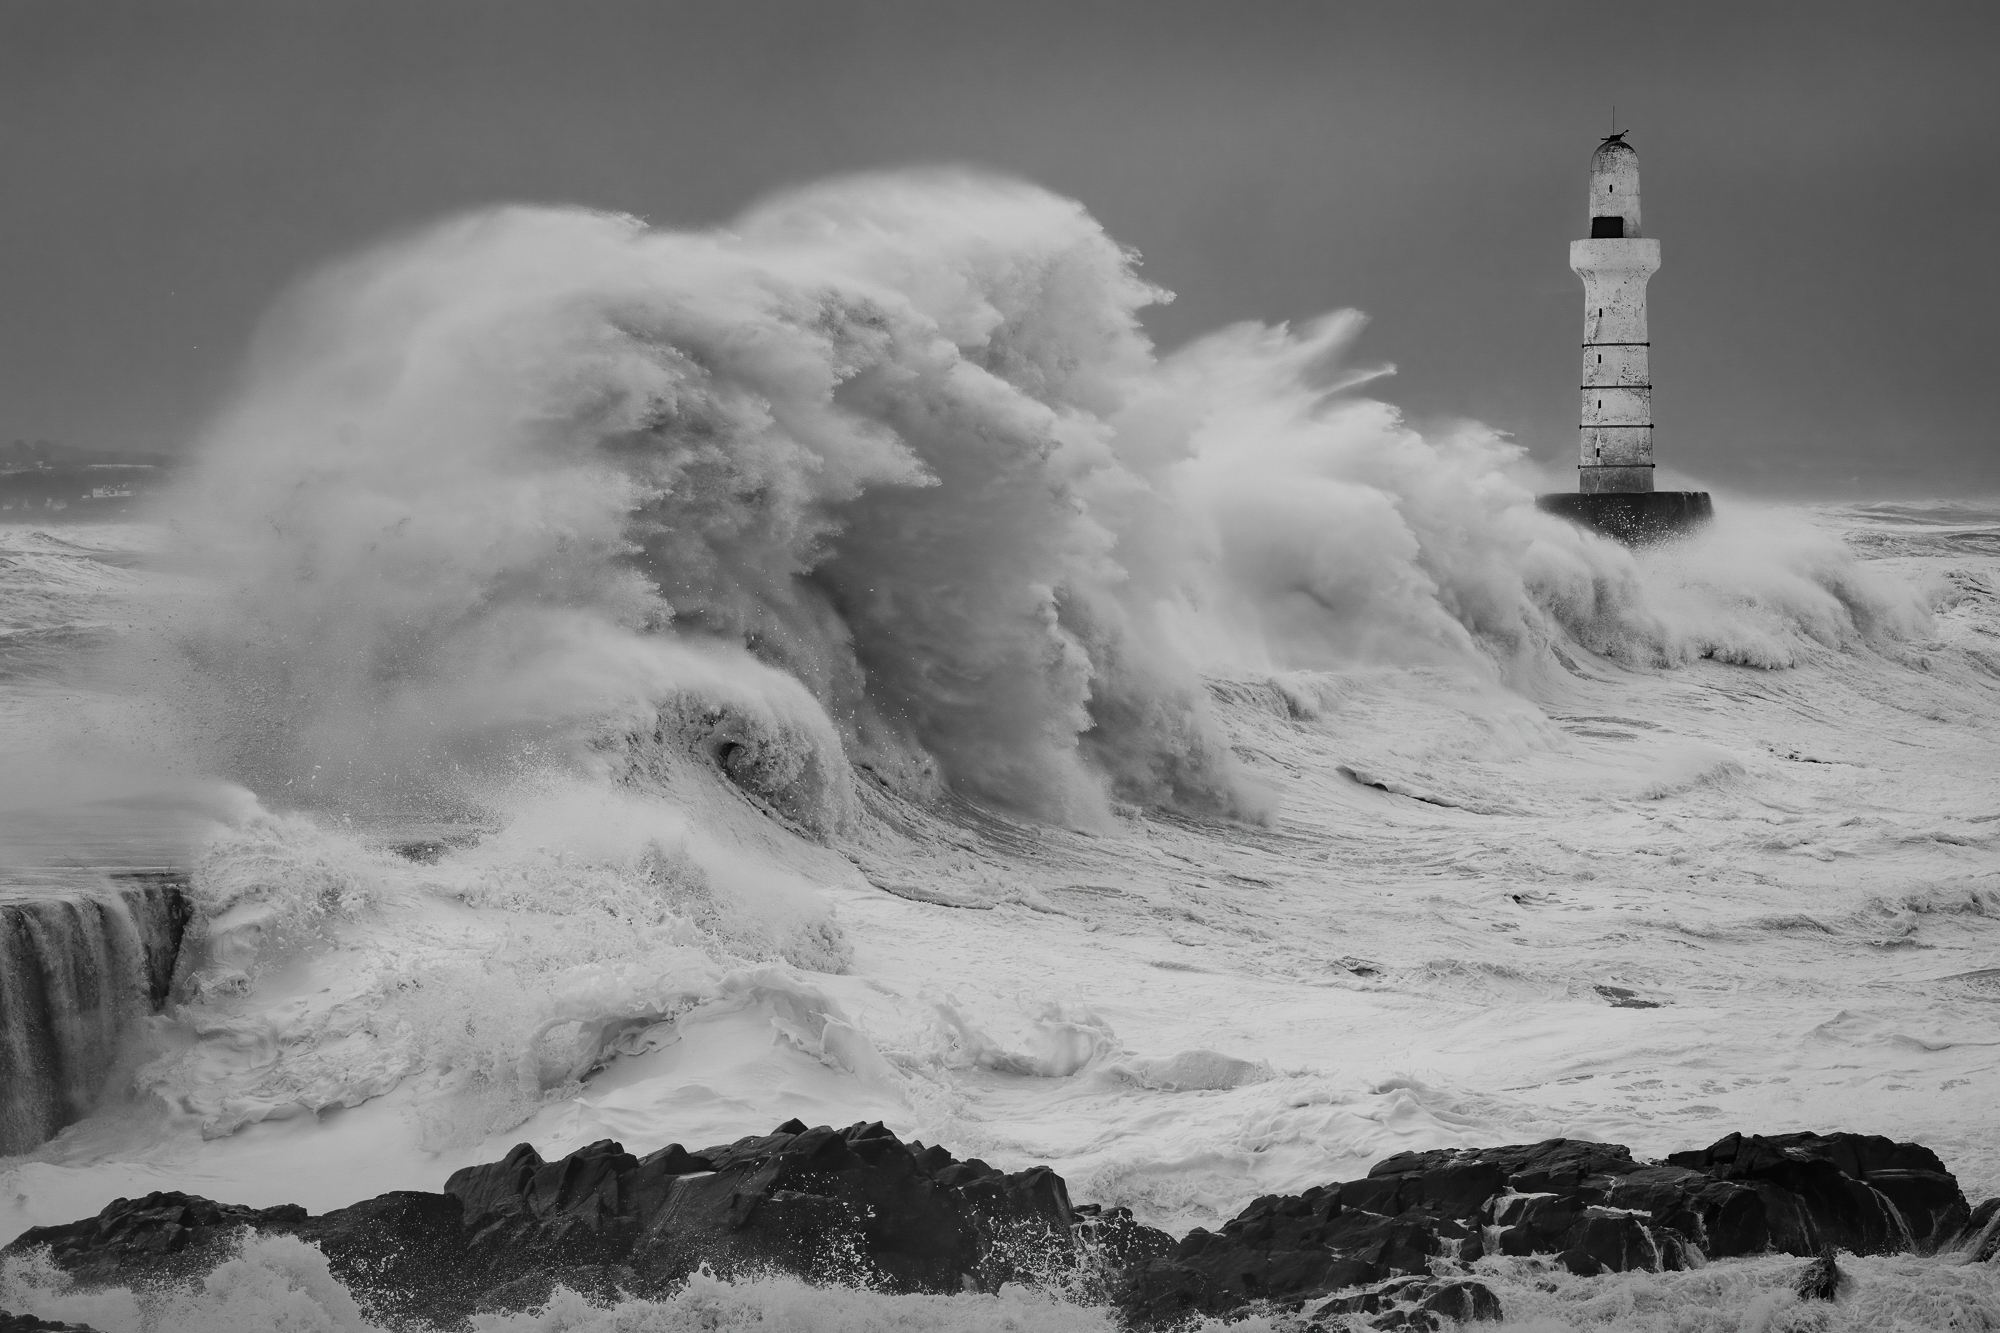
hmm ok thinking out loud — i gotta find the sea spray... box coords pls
[87,166,1942,1160]
[139,780,858,1143]
[158,178,1232,827]
[5,172,1968,1276]
[149,170,1926,836]
[0,1234,1163,1332]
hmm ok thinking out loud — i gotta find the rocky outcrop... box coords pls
[439,1119,1075,1307]
[1311,1275,1504,1329]
[1962,1197,2000,1264]
[1117,1131,1975,1327]
[1,1192,316,1286]
[5,1119,1076,1328]
[0,1315,104,1333]
[3,1125,1984,1331]
[1795,1252,1843,1301]
[1661,1131,1970,1253]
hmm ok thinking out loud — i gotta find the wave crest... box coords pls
[156,170,1927,833]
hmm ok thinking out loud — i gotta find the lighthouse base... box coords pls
[1536,491,1713,546]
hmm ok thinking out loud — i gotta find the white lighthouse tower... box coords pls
[1539,132,1710,540]
[1573,134,1658,493]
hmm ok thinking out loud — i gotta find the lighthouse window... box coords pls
[1598,354,1603,363]
[1591,216,1625,238]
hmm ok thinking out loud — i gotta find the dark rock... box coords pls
[1665,1131,1969,1254]
[1359,1151,1507,1218]
[3,1125,1974,1330]
[1418,1279,1502,1321]
[299,1191,471,1326]
[448,1137,643,1271]
[1071,1203,1176,1305]
[1795,1251,1842,1301]
[1115,1130,1968,1326]
[1073,1203,1176,1270]
[4,1122,1078,1328]
[1594,985,1662,1009]
[1,1315,105,1333]
[5,1192,310,1287]
[444,1120,1075,1298]
[1555,1248,1604,1276]
[1308,1275,1503,1330]
[1114,1183,1442,1324]
[1957,1197,1999,1263]
[1567,1207,1660,1272]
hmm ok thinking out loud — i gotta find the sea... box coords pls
[0,172,1995,1330]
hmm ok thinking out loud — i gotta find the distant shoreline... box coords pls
[0,466,169,521]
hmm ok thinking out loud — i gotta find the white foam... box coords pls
[1,175,1995,1329]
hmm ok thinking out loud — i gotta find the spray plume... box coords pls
[157,170,1927,832]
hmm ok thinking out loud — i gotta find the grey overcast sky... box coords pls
[2,0,1995,496]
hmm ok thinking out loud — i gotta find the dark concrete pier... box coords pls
[1537,490,1713,545]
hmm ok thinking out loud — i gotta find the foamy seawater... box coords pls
[3,501,1993,1327]
[1,174,1995,1326]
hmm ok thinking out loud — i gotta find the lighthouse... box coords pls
[1574,134,1657,493]
[1538,133,1711,541]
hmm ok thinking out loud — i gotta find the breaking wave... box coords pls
[4,1230,1996,1333]
[8,169,1986,1333]
[76,165,1943,1168]
[147,170,1924,837]
[2,1234,1148,1332]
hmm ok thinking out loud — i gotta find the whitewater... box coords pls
[1,171,1996,1330]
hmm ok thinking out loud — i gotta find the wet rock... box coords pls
[2,1125,1973,1330]
[1307,1275,1502,1331]
[1795,1251,1842,1300]
[5,1192,311,1287]
[1664,1131,1970,1254]
[1594,984,1661,1009]
[1114,1184,1442,1326]
[1956,1197,1999,1262]
[436,1118,1080,1307]
[1071,1203,1176,1303]
[0,1314,105,1333]
[4,1121,1078,1327]
[3,1187,465,1327]
[1116,1130,1968,1326]
[1567,1207,1661,1272]
[299,1191,473,1326]
[434,1119,1081,1317]
[1417,1279,1503,1321]
[1382,1131,1966,1265]
[1555,1248,1604,1276]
